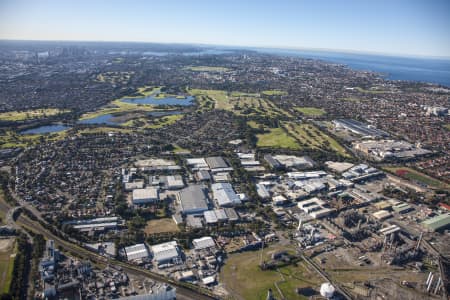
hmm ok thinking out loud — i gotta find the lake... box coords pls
[21,124,70,134]
[121,95,194,106]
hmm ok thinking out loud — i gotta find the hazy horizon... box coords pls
[1,0,449,58]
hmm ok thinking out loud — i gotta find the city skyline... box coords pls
[1,0,450,58]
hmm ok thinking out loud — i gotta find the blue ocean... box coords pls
[253,48,450,87]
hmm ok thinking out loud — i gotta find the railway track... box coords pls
[16,215,218,300]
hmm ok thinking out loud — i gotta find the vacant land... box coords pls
[383,166,449,190]
[0,238,16,294]
[284,122,349,156]
[185,66,229,72]
[257,127,300,150]
[221,244,322,300]
[145,218,179,235]
[262,90,288,96]
[445,124,450,131]
[294,107,326,116]
[0,108,69,121]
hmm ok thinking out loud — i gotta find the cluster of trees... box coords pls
[4,234,31,300]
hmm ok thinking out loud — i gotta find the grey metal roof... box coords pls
[178,185,209,214]
[212,183,241,206]
[206,156,228,169]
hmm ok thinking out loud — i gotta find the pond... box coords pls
[21,124,70,134]
[121,95,194,106]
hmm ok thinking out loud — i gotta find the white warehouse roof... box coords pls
[212,183,241,207]
[192,236,216,250]
[124,244,149,261]
[151,241,180,263]
[132,187,159,204]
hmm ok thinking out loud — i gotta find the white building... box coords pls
[132,187,159,205]
[211,183,241,207]
[124,244,150,262]
[151,241,182,267]
[192,236,216,251]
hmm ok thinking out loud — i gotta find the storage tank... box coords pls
[320,282,335,299]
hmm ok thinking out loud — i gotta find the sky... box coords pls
[0,0,449,57]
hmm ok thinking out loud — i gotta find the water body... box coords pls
[252,48,450,87]
[121,95,194,106]
[78,114,118,125]
[21,124,70,134]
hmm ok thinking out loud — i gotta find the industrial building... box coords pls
[204,156,233,173]
[132,187,159,205]
[421,214,450,232]
[177,185,209,215]
[272,155,315,169]
[64,217,120,233]
[124,180,144,191]
[150,241,182,267]
[124,243,150,262]
[372,210,392,221]
[166,175,185,190]
[204,210,219,224]
[192,236,216,251]
[186,158,209,170]
[211,183,241,207]
[297,197,335,219]
[333,119,389,138]
[353,139,432,161]
[264,154,283,170]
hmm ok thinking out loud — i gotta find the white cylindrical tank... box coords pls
[320,282,335,299]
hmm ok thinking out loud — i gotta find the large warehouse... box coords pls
[150,241,182,267]
[421,213,450,232]
[177,185,209,215]
[132,187,159,205]
[211,183,241,207]
[124,243,150,262]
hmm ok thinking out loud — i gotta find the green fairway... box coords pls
[257,127,301,150]
[0,108,70,121]
[383,167,449,190]
[221,244,322,300]
[262,90,288,96]
[188,89,292,117]
[294,107,326,116]
[355,87,388,94]
[284,122,349,156]
[185,66,229,72]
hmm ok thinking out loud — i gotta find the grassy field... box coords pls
[0,129,68,149]
[294,107,326,116]
[257,127,301,150]
[383,166,449,190]
[189,89,291,117]
[284,122,349,156]
[0,108,69,121]
[262,90,288,96]
[96,71,134,84]
[355,87,388,94]
[221,244,322,300]
[0,238,16,294]
[76,126,134,135]
[145,218,180,235]
[444,124,450,131]
[185,66,229,72]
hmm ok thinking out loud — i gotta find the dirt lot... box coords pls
[144,218,179,235]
